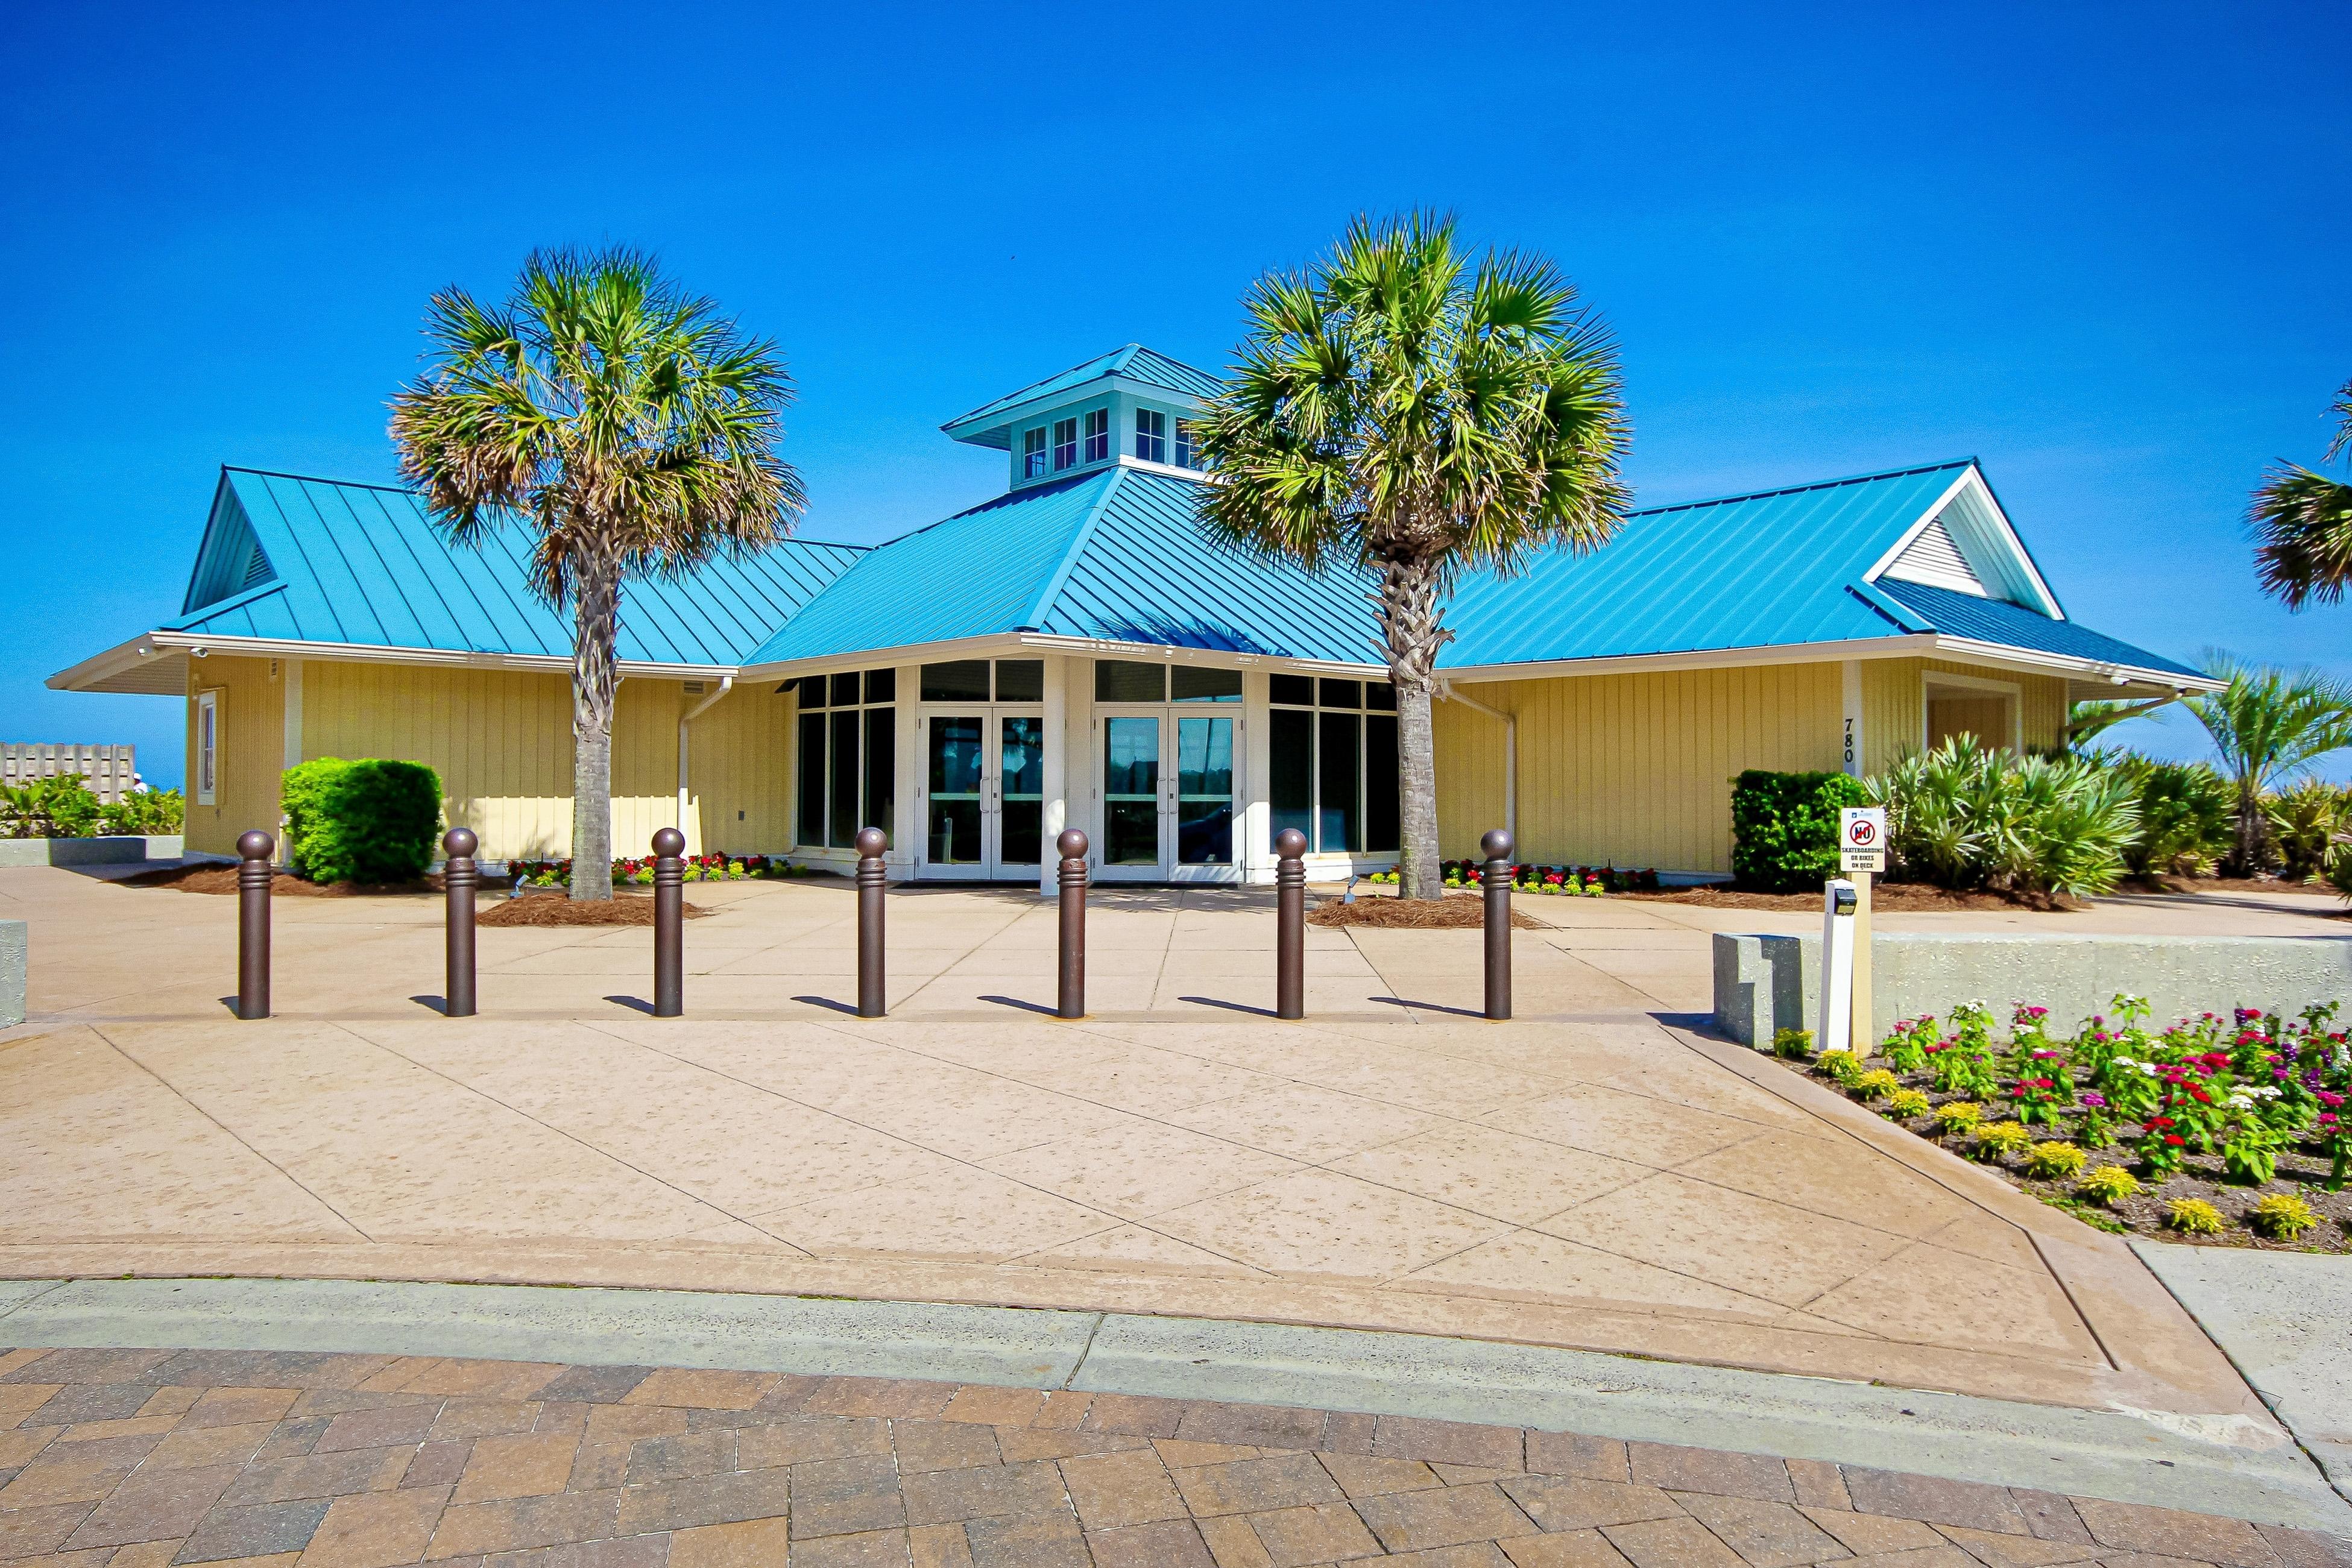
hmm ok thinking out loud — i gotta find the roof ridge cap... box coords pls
[1632,458,1979,518]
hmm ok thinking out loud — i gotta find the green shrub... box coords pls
[2247,1194,2318,1239]
[101,787,184,834]
[2115,757,2232,877]
[1771,1027,1814,1060]
[1935,1101,1984,1135]
[1816,1048,1863,1087]
[1885,1088,1931,1118]
[2267,781,2350,884]
[280,758,443,885]
[2166,1198,2225,1235]
[1855,1068,1899,1100]
[2022,1141,2088,1180]
[1,776,106,838]
[2075,1164,2142,1206]
[1731,770,1868,892]
[1974,1120,2033,1160]
[1869,738,2139,897]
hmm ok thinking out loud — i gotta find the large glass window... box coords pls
[1095,660,1166,702]
[994,660,1044,702]
[1268,677,1399,854]
[1053,417,1077,471]
[1083,408,1109,462]
[1023,427,1048,479]
[1171,666,1241,703]
[1134,408,1166,463]
[793,669,898,849]
[919,660,991,702]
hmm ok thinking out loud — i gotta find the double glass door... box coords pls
[921,710,1044,878]
[1097,711,1239,882]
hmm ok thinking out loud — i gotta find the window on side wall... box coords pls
[795,671,897,851]
[1023,427,1048,479]
[1267,676,1400,855]
[1173,419,1200,469]
[1053,417,1077,470]
[1134,408,1165,464]
[195,690,218,807]
[1083,408,1109,463]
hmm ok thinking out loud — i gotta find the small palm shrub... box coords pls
[1975,1121,2034,1160]
[1816,1049,1864,1087]
[1869,737,2139,896]
[2114,756,2233,877]
[1936,1101,1984,1135]
[1855,1068,1900,1101]
[2247,1194,2319,1239]
[2075,1164,2142,1206]
[1885,1088,1931,1118]
[2022,1141,2089,1180]
[2166,1198,2226,1235]
[2266,780,2350,883]
[1772,1027,1814,1060]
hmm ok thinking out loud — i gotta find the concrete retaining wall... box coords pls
[1713,930,2352,1047]
[0,921,22,1027]
[0,836,182,867]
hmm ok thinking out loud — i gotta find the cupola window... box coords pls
[1174,419,1200,470]
[1083,409,1109,463]
[1022,427,1048,479]
[1052,418,1077,471]
[1135,409,1166,464]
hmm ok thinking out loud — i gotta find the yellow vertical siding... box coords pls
[184,655,285,858]
[295,663,790,864]
[1861,658,1924,773]
[1434,662,1843,875]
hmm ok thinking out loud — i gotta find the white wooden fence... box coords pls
[1,745,140,802]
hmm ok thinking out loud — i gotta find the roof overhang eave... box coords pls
[61,631,739,684]
[47,632,192,695]
[1439,634,2222,693]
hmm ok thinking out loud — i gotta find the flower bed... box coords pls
[1364,862,1660,896]
[508,854,810,887]
[1767,998,2351,1250]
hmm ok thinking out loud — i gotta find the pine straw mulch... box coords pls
[1309,894,1545,930]
[2117,874,2345,899]
[477,893,711,927]
[1618,883,2079,913]
[118,864,439,897]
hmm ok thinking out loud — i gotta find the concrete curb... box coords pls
[2,1275,2345,1534]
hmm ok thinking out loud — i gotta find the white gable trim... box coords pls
[1862,465,2063,619]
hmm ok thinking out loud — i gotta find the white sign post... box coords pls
[1818,878,1858,1055]
[1837,807,1886,1051]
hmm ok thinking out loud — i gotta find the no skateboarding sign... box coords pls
[1839,807,1887,874]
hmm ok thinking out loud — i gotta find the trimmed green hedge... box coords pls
[280,758,443,885]
[1730,769,1868,892]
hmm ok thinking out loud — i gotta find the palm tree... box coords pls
[389,247,803,899]
[1194,213,1630,899]
[2250,377,2352,609]
[2181,654,2352,875]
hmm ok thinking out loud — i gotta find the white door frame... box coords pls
[913,705,1045,880]
[1089,705,1244,884]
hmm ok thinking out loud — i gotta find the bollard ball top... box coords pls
[854,826,888,858]
[651,827,686,858]
[1274,828,1308,860]
[236,829,275,861]
[441,826,478,858]
[1480,828,1515,862]
[1056,828,1089,861]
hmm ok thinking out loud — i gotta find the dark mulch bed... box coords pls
[119,864,439,897]
[1310,895,1543,930]
[478,892,710,927]
[1761,1053,2352,1252]
[2118,874,2344,899]
[1621,883,2079,913]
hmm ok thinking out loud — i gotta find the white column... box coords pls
[1841,660,1864,777]
[1039,653,1067,896]
[1241,669,1273,884]
[896,663,921,876]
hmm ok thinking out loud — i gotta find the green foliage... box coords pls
[2248,376,2352,611]
[2022,1141,2089,1180]
[102,787,184,834]
[2075,1163,2142,1207]
[2266,780,2351,884]
[0,776,182,838]
[2110,755,2233,878]
[280,758,443,885]
[1868,738,2139,897]
[2183,656,2352,875]
[1729,770,1868,892]
[1815,1048,1864,1088]
[1771,1027,1814,1060]
[2166,1198,2226,1235]
[1855,1068,1900,1101]
[2246,1193,2319,1239]
[1885,1088,1931,1118]
[1973,1120,2034,1160]
[1935,1101,1984,1135]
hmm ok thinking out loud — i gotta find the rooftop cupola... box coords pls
[940,344,1222,491]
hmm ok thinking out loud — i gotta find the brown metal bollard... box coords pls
[856,827,888,1018]
[1056,828,1088,1019]
[236,830,274,1020]
[1481,828,1514,1021]
[652,827,685,1018]
[442,827,478,1018]
[1275,827,1307,1020]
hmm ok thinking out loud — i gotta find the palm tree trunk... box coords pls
[1378,551,1448,901]
[569,552,621,902]
[2232,775,2265,878]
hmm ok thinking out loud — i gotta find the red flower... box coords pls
[2163,1135,2185,1146]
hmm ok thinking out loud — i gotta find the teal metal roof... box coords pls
[168,468,863,667]
[942,345,1222,446]
[745,466,1381,667]
[1876,579,2205,680]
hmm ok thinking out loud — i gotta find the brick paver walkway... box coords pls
[1,1347,2343,1568]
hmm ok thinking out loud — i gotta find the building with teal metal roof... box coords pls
[52,344,2215,884]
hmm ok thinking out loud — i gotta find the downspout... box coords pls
[677,676,734,848]
[1437,680,1516,847]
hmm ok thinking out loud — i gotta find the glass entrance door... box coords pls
[1095,711,1241,882]
[919,710,1045,878]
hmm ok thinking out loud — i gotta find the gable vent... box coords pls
[239,542,274,589]
[1882,515,1985,596]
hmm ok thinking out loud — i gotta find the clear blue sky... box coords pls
[7,2,2347,789]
